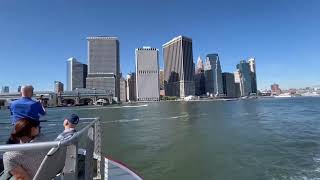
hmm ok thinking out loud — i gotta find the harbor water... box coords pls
[1,97,320,180]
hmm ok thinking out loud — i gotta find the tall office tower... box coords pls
[54,81,64,93]
[195,56,206,96]
[119,77,127,102]
[17,86,21,93]
[135,47,160,101]
[238,60,252,96]
[234,70,241,97]
[163,35,195,97]
[204,54,223,96]
[248,58,257,94]
[66,57,88,91]
[159,69,165,96]
[126,73,136,101]
[1,86,9,93]
[195,56,204,74]
[159,69,164,90]
[222,72,236,98]
[86,36,120,101]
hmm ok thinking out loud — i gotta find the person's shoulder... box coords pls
[10,99,21,105]
[3,151,22,161]
[31,100,41,107]
[12,98,34,105]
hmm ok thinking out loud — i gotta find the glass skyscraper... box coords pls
[204,54,223,96]
[66,57,87,91]
[248,58,257,94]
[222,72,236,98]
[238,60,252,96]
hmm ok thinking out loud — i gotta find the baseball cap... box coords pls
[66,114,79,125]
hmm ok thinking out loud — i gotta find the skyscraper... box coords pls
[66,57,87,91]
[135,47,160,101]
[159,69,165,96]
[204,54,223,96]
[1,86,9,93]
[119,77,127,102]
[238,60,252,96]
[222,72,236,98]
[163,35,195,97]
[126,73,136,101]
[86,36,120,101]
[248,58,257,94]
[195,56,206,96]
[54,81,64,93]
[195,56,204,74]
[271,83,281,95]
[234,70,241,97]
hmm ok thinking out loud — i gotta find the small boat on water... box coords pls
[274,93,292,98]
[0,117,143,180]
[94,99,110,106]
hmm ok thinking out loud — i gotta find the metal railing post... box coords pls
[85,126,94,179]
[62,143,78,180]
[94,118,104,180]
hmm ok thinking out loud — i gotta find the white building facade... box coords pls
[135,47,160,101]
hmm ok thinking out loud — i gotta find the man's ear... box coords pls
[64,119,69,126]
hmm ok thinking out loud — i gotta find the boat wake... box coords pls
[48,104,148,111]
[103,114,189,124]
[104,118,141,123]
[166,114,189,119]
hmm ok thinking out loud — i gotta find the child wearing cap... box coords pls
[55,114,79,141]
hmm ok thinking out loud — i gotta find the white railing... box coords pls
[0,117,104,180]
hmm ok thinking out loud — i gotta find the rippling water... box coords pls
[1,97,320,180]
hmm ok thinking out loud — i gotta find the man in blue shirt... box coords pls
[10,85,46,124]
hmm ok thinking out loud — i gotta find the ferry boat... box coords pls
[0,117,143,180]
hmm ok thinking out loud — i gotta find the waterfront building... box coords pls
[271,83,281,95]
[54,81,64,93]
[195,56,206,96]
[248,58,257,94]
[204,54,223,97]
[120,77,127,102]
[159,69,164,90]
[17,86,21,93]
[66,57,88,91]
[1,86,9,93]
[234,70,241,97]
[159,69,165,96]
[163,35,195,97]
[222,72,236,98]
[126,73,136,101]
[86,36,120,101]
[135,47,160,101]
[237,60,252,96]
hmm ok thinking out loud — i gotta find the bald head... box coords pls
[21,85,34,98]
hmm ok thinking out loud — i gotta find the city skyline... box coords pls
[0,0,320,90]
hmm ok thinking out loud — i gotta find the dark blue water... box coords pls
[1,97,320,180]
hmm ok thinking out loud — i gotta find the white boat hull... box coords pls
[105,157,143,180]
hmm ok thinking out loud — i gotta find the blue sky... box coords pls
[0,0,319,91]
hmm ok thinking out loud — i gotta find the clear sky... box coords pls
[0,0,319,91]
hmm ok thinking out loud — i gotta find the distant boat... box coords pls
[301,92,320,97]
[94,99,109,106]
[274,93,292,98]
